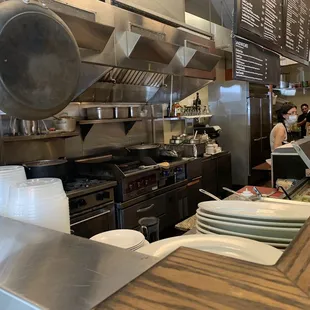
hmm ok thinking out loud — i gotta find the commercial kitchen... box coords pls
[0,0,310,309]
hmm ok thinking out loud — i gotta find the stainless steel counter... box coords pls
[0,216,158,310]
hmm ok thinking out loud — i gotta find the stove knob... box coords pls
[137,181,141,188]
[145,180,148,186]
[78,199,86,207]
[129,184,133,191]
[70,200,78,209]
[163,171,170,177]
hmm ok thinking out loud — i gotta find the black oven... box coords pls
[70,202,115,239]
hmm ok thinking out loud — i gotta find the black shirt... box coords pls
[298,113,308,137]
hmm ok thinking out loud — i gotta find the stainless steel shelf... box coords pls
[154,115,213,121]
[2,131,80,142]
[182,115,213,119]
[79,118,143,125]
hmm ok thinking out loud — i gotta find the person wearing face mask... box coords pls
[270,103,297,152]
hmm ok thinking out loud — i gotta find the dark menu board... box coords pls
[235,0,310,64]
[233,36,280,85]
[240,0,283,45]
[284,0,310,60]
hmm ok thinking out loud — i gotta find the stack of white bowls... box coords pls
[91,229,149,251]
[5,178,70,233]
[0,165,26,214]
[196,200,310,249]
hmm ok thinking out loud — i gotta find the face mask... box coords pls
[287,115,297,124]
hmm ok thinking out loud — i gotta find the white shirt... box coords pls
[270,123,287,152]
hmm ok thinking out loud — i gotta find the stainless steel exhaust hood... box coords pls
[49,0,221,103]
[177,40,221,72]
[117,30,180,65]
[57,13,115,52]
[76,67,168,103]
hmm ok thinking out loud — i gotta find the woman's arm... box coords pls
[273,126,286,151]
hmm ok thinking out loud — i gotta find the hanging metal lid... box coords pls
[0,1,80,119]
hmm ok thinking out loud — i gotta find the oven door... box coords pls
[70,203,115,239]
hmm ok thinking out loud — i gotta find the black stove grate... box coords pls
[64,178,109,192]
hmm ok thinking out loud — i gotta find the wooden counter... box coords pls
[94,218,310,309]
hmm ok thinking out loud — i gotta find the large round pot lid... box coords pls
[0,1,80,119]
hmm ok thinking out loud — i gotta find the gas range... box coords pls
[64,178,116,199]
[64,178,117,214]
[75,156,188,203]
[64,177,117,239]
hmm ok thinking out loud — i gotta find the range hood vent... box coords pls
[177,40,221,72]
[100,68,167,87]
[118,28,180,65]
[56,12,115,52]
[73,63,111,99]
[82,68,168,103]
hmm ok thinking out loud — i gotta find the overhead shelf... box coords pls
[154,115,212,121]
[1,131,80,142]
[182,114,213,119]
[79,118,144,139]
[79,118,143,125]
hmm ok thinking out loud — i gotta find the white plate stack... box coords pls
[91,229,149,251]
[0,165,26,214]
[4,178,70,233]
[196,200,310,249]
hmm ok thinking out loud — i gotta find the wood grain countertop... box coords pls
[94,217,310,310]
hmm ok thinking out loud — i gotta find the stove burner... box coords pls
[64,178,107,192]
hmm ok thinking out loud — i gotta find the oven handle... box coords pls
[187,177,202,187]
[71,210,111,226]
[137,204,154,213]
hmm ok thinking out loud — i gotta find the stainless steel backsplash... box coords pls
[0,120,151,164]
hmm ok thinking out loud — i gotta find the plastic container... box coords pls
[9,178,66,203]
[0,166,26,213]
[5,178,70,233]
[6,197,70,233]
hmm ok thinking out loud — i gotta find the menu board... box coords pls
[235,0,310,64]
[240,0,282,46]
[233,36,280,85]
[284,0,310,60]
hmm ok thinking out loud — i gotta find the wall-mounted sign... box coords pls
[233,36,280,85]
[235,0,310,65]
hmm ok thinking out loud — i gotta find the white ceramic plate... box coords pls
[129,240,149,251]
[90,229,145,249]
[195,225,290,248]
[196,221,292,243]
[137,235,282,265]
[198,200,310,221]
[196,209,303,228]
[196,213,300,239]
[267,243,289,249]
[129,240,148,251]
